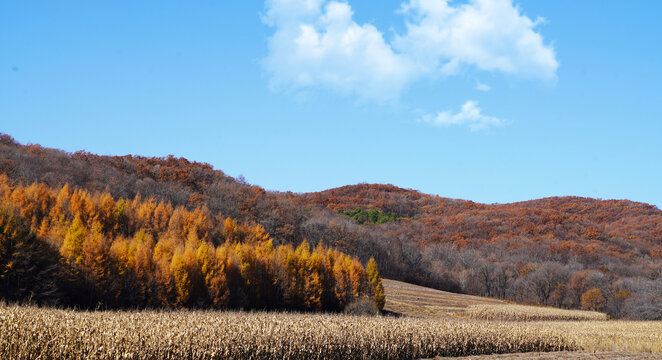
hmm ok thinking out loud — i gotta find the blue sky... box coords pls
[1,0,661,207]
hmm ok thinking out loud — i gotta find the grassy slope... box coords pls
[382,278,504,317]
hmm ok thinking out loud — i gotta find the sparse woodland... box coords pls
[1,133,660,318]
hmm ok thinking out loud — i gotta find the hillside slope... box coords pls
[1,133,660,318]
[382,278,504,317]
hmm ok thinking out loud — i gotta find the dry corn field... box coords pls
[0,304,574,360]
[428,321,662,359]
[465,304,608,321]
[540,320,662,353]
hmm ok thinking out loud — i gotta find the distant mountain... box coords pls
[1,133,660,319]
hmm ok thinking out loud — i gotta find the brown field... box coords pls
[0,305,572,360]
[1,279,660,359]
[540,320,662,353]
[383,279,607,322]
[382,278,504,317]
[465,304,608,321]
[383,280,662,359]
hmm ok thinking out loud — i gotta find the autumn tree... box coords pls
[61,216,86,267]
[581,288,606,312]
[0,175,377,312]
[366,257,385,311]
[82,221,117,304]
[0,204,59,303]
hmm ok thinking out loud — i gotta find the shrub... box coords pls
[343,297,379,316]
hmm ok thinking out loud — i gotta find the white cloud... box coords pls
[475,81,491,91]
[262,0,418,102]
[419,100,507,131]
[262,0,557,102]
[395,0,558,80]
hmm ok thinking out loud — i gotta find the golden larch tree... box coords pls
[366,257,385,311]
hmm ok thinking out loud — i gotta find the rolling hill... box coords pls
[1,133,660,318]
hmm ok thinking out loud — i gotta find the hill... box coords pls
[382,278,504,317]
[1,133,660,318]
[298,184,662,319]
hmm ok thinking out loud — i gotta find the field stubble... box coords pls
[465,304,608,321]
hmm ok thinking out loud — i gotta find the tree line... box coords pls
[0,176,384,311]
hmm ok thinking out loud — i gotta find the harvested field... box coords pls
[382,278,504,317]
[466,304,608,321]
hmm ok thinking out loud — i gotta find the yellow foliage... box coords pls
[171,250,192,306]
[0,177,375,311]
[366,258,385,311]
[581,288,606,312]
[60,216,86,266]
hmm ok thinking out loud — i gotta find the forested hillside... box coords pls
[1,134,660,318]
[0,176,382,311]
[0,135,383,311]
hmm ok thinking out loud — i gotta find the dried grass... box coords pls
[466,304,608,321]
[539,320,662,353]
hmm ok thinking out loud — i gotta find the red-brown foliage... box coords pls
[1,133,661,318]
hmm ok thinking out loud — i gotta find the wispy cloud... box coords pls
[419,101,507,131]
[475,81,491,92]
[262,0,557,102]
